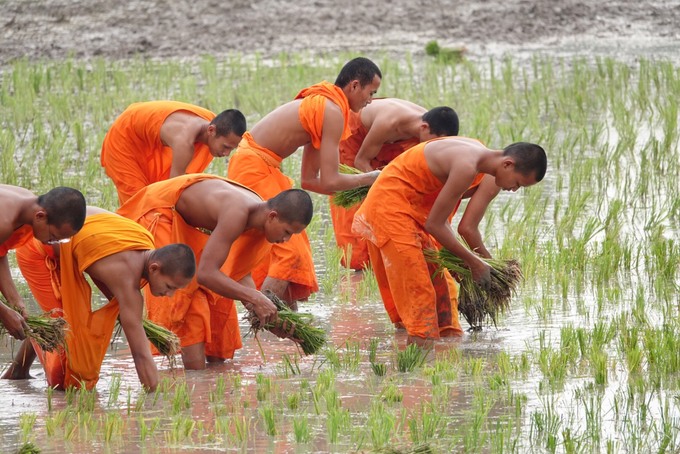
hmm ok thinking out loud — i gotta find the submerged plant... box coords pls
[396,344,430,373]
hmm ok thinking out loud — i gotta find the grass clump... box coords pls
[331,164,371,208]
[246,290,327,355]
[424,248,523,330]
[142,318,180,366]
[1,298,67,352]
[396,344,430,372]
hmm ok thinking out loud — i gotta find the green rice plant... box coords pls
[327,406,350,444]
[287,391,301,410]
[258,404,277,436]
[246,290,327,355]
[367,400,397,449]
[293,415,311,443]
[396,344,430,373]
[19,413,37,443]
[331,164,371,208]
[0,298,68,352]
[138,416,160,441]
[371,362,388,377]
[408,402,443,444]
[16,442,40,454]
[103,412,124,442]
[256,373,272,402]
[107,374,122,408]
[368,337,380,364]
[171,381,191,414]
[424,248,523,330]
[226,415,253,446]
[280,353,301,377]
[209,374,227,403]
[44,409,68,437]
[380,383,403,403]
[342,340,362,372]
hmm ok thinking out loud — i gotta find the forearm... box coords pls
[354,154,374,173]
[302,171,378,194]
[0,256,24,309]
[458,227,491,259]
[121,318,159,391]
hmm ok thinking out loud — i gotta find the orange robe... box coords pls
[117,173,269,360]
[352,139,484,339]
[226,82,349,300]
[330,109,420,270]
[0,225,33,257]
[16,213,154,390]
[100,101,216,205]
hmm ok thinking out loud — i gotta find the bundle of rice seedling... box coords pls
[331,164,371,208]
[142,318,180,362]
[424,248,523,330]
[246,291,327,355]
[0,298,67,352]
[113,317,180,368]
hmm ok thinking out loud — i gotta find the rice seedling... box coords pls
[0,298,67,352]
[171,381,192,414]
[293,415,311,443]
[396,344,430,373]
[327,406,350,444]
[246,290,327,355]
[408,402,443,445]
[103,412,124,442]
[19,413,37,443]
[372,362,388,377]
[380,383,403,403]
[287,391,301,410]
[423,248,523,330]
[367,400,397,450]
[16,442,40,454]
[141,318,180,368]
[107,374,122,408]
[259,404,277,436]
[330,164,371,208]
[256,373,272,402]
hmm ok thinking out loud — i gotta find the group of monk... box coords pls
[0,56,547,390]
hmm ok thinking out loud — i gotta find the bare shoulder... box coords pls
[176,179,254,228]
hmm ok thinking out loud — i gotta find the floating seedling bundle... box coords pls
[246,291,327,355]
[330,164,371,208]
[424,248,523,330]
[0,298,68,352]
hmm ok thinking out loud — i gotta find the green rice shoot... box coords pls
[142,318,180,369]
[331,164,371,208]
[424,248,523,330]
[0,297,68,352]
[246,291,327,355]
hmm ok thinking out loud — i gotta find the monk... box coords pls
[352,138,547,347]
[332,100,459,269]
[117,174,314,369]
[2,208,196,391]
[0,185,86,340]
[227,57,382,307]
[100,100,247,204]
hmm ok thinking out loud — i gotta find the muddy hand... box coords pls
[250,292,278,326]
[470,259,492,290]
[0,306,28,340]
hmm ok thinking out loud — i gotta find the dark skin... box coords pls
[0,185,77,340]
[172,179,307,369]
[2,208,191,390]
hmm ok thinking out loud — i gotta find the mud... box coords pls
[1,0,680,65]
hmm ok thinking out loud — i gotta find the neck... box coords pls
[248,204,269,231]
[477,150,504,176]
[196,123,210,145]
[140,250,153,280]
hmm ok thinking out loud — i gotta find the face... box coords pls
[347,75,381,112]
[33,214,77,245]
[495,160,538,192]
[264,214,306,244]
[147,269,191,298]
[208,130,243,158]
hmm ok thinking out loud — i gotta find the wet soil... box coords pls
[1,0,680,65]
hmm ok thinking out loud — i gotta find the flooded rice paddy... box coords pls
[0,53,679,453]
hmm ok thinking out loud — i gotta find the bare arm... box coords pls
[353,116,395,172]
[0,254,28,340]
[196,211,278,325]
[424,168,491,285]
[88,259,158,391]
[300,103,379,194]
[457,175,501,259]
[159,114,201,178]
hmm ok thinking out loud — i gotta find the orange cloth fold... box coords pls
[295,81,352,149]
[227,133,318,301]
[100,101,216,205]
[16,214,154,390]
[0,225,33,257]
[329,109,420,269]
[118,173,267,360]
[352,139,484,338]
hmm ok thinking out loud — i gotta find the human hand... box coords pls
[0,304,28,340]
[469,259,491,289]
[245,292,278,327]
